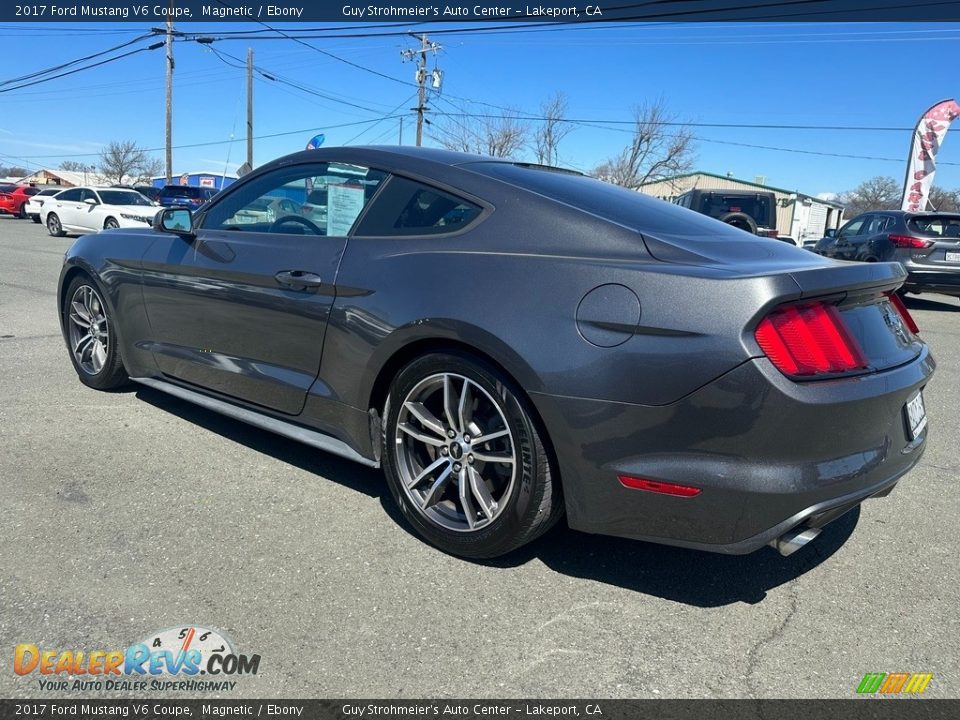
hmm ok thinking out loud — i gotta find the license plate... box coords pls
[905,391,927,440]
[945,250,960,262]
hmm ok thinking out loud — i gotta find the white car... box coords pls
[24,187,66,223]
[41,186,161,237]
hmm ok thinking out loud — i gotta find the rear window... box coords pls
[907,215,960,238]
[699,194,773,227]
[464,162,758,242]
[0,184,16,194]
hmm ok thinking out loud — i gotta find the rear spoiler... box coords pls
[788,261,906,299]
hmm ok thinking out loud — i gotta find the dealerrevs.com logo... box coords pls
[14,626,260,692]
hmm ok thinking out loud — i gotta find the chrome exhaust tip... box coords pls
[770,526,821,556]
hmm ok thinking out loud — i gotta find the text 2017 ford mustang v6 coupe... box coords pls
[58,147,934,559]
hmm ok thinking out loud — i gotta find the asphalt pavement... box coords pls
[1,214,957,699]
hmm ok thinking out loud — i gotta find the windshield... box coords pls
[97,190,154,206]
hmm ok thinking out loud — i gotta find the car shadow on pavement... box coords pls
[134,387,387,500]
[135,385,859,608]
[490,508,859,607]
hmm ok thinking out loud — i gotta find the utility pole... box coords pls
[398,116,403,146]
[401,34,441,147]
[246,48,253,169]
[164,0,174,183]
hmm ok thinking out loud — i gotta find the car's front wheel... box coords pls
[104,217,119,230]
[383,352,563,559]
[63,275,128,390]
[47,213,65,237]
[18,204,27,219]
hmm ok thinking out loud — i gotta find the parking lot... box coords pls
[1,213,958,699]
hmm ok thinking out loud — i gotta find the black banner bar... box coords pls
[3,0,960,23]
[0,700,958,720]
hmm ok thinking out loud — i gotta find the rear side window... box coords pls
[355,176,481,236]
[908,215,960,238]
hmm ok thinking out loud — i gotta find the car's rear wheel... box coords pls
[47,213,64,237]
[31,215,40,224]
[383,352,563,559]
[63,275,128,390]
[104,217,119,230]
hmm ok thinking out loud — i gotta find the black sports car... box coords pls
[58,147,934,559]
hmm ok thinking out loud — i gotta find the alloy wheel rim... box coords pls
[48,215,59,233]
[67,285,109,375]
[394,373,517,533]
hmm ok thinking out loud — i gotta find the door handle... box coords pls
[275,270,323,288]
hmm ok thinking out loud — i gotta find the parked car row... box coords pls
[2,182,220,235]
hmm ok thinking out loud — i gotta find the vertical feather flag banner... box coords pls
[902,99,960,211]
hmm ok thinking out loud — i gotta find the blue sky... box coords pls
[2,21,960,198]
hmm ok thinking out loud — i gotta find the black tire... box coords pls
[104,217,119,230]
[382,352,563,559]
[62,274,128,390]
[31,215,40,224]
[47,213,65,237]
[718,211,758,234]
[18,204,27,219]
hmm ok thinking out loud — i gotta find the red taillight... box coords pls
[618,475,701,497]
[755,302,868,377]
[765,229,779,238]
[888,234,933,249]
[886,291,920,335]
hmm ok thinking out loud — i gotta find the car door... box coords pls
[77,188,105,232]
[851,214,892,260]
[832,215,868,260]
[139,160,386,415]
[48,188,84,229]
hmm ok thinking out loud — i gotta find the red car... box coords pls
[0,184,41,219]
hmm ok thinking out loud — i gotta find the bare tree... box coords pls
[593,98,695,189]
[59,160,89,172]
[532,92,573,166]
[0,165,28,177]
[434,109,527,159]
[99,140,161,184]
[927,185,960,212]
[837,176,901,216]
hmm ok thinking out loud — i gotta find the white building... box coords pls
[638,171,845,245]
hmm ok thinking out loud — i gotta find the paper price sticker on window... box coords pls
[326,183,366,237]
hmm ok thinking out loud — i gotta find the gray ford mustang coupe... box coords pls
[58,147,934,559]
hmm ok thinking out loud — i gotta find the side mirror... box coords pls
[825,228,837,238]
[83,198,98,206]
[156,207,194,237]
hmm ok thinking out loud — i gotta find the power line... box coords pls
[13,118,406,160]
[428,111,917,133]
[0,31,159,89]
